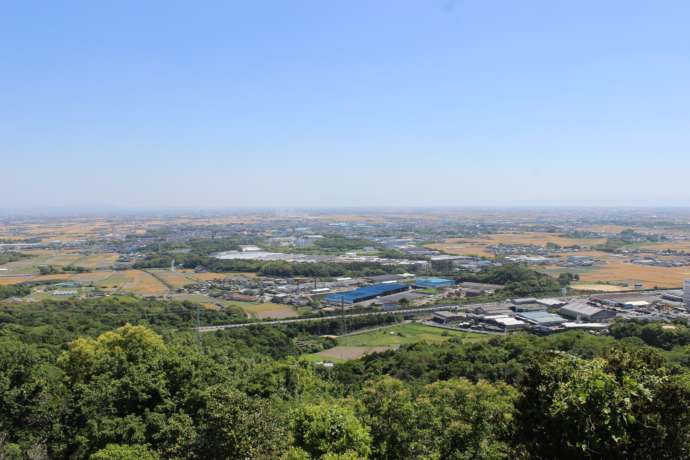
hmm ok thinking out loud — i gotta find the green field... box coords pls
[303,323,487,362]
[337,322,485,347]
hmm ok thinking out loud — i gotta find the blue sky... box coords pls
[2,0,690,210]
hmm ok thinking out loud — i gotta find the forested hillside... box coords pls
[3,297,690,459]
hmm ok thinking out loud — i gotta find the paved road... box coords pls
[197,289,673,333]
[197,304,460,332]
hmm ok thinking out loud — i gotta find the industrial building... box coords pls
[516,310,568,326]
[374,291,429,310]
[536,298,567,308]
[512,297,538,305]
[457,282,503,296]
[433,310,465,324]
[481,314,528,331]
[415,277,455,288]
[559,302,616,322]
[365,274,413,283]
[325,283,409,305]
[685,280,690,310]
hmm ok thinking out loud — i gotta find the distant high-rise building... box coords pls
[685,279,690,310]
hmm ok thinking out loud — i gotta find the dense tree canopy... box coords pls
[3,296,690,459]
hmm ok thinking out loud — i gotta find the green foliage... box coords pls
[291,402,372,459]
[195,385,288,459]
[517,349,690,459]
[63,265,92,273]
[0,284,31,300]
[5,292,690,460]
[90,444,159,460]
[38,265,62,275]
[0,252,30,265]
[0,296,244,350]
[461,264,561,296]
[610,320,690,350]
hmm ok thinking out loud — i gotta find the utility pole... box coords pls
[195,303,203,352]
[340,298,346,335]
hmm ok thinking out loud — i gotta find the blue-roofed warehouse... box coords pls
[415,277,455,288]
[325,283,409,305]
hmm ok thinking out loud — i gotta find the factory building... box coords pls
[685,280,690,310]
[516,310,568,327]
[559,302,616,322]
[481,314,528,331]
[433,310,465,324]
[325,283,409,305]
[415,277,455,289]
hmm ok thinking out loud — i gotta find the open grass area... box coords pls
[303,323,488,363]
[338,322,487,347]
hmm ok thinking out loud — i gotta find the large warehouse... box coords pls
[559,302,616,322]
[325,283,409,305]
[415,277,455,288]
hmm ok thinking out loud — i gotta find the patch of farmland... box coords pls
[577,259,690,288]
[69,253,119,269]
[571,283,634,292]
[70,271,116,284]
[428,232,606,258]
[118,270,169,296]
[0,274,73,285]
[93,272,131,290]
[231,302,298,319]
[147,269,197,289]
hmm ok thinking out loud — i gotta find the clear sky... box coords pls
[3,0,690,211]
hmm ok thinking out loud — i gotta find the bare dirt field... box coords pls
[232,302,298,319]
[571,283,635,292]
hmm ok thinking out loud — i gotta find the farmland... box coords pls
[231,302,298,319]
[430,231,690,288]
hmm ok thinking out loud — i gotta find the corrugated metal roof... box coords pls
[325,283,408,304]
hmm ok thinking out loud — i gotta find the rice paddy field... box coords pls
[430,231,690,289]
[427,232,607,258]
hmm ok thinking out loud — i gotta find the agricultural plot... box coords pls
[428,232,607,258]
[147,269,197,290]
[575,260,690,288]
[118,270,169,296]
[0,274,72,285]
[571,283,634,292]
[69,253,119,270]
[231,302,298,319]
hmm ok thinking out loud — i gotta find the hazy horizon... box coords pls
[4,1,690,209]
